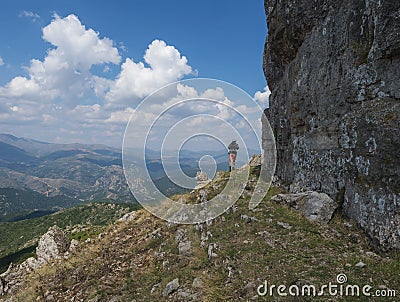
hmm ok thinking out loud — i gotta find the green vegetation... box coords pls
[0,188,82,222]
[0,202,140,273]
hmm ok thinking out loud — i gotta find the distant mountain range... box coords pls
[0,133,133,221]
[0,133,245,221]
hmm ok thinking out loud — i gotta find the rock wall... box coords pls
[263,0,400,250]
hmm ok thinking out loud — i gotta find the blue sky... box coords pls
[0,0,270,147]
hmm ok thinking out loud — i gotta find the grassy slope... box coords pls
[0,202,140,273]
[3,169,400,301]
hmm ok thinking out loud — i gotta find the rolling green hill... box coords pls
[0,188,82,222]
[0,202,140,273]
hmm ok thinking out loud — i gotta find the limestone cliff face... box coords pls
[263,0,400,250]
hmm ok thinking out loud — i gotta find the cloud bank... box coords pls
[0,14,197,145]
[0,14,265,148]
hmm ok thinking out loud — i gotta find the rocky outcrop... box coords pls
[118,211,139,222]
[0,226,71,296]
[162,278,180,296]
[36,225,70,262]
[263,0,400,250]
[271,191,339,224]
[248,154,262,167]
[195,171,210,189]
[175,228,192,256]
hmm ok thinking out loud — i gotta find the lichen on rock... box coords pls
[263,0,400,250]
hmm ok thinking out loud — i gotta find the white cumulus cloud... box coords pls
[105,107,136,124]
[105,40,193,105]
[0,14,121,102]
[42,14,120,68]
[0,57,3,66]
[253,85,271,106]
[0,14,199,145]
